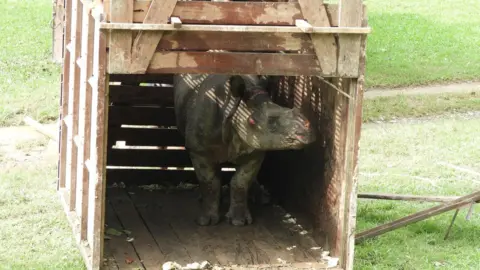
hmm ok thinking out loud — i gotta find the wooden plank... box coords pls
[75,2,94,242]
[59,0,72,190]
[358,193,461,203]
[65,0,83,212]
[341,7,368,270]
[104,200,143,269]
[108,106,177,126]
[132,2,340,26]
[106,169,235,186]
[109,85,174,105]
[158,31,315,53]
[129,0,178,74]
[108,188,166,268]
[52,0,65,63]
[337,0,364,77]
[87,15,108,270]
[107,149,192,167]
[355,190,480,243]
[298,0,337,76]
[108,0,134,73]
[107,127,184,147]
[147,52,324,77]
[109,74,173,85]
[127,189,194,265]
[102,23,370,34]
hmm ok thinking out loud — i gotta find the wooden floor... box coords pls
[103,187,332,270]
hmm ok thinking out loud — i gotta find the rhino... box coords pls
[173,73,316,226]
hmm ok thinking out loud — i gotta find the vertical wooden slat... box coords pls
[108,0,133,73]
[59,0,73,191]
[337,0,363,77]
[87,13,108,270]
[338,1,366,269]
[297,0,337,76]
[129,0,177,73]
[75,1,95,242]
[52,0,65,63]
[65,0,83,211]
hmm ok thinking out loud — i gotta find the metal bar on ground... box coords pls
[357,193,460,203]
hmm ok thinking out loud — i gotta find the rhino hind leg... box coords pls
[226,152,265,226]
[190,152,221,226]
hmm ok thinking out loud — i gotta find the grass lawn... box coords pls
[1,117,479,269]
[355,116,480,269]
[365,0,480,87]
[1,0,480,126]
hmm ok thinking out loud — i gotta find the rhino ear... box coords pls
[229,76,245,98]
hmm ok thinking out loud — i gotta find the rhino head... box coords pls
[229,75,316,150]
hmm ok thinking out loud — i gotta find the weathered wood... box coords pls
[130,0,178,74]
[148,52,324,76]
[358,193,461,203]
[107,127,183,147]
[109,85,174,105]
[108,106,177,126]
[52,0,65,63]
[108,0,133,73]
[109,74,173,85]
[102,23,370,34]
[104,200,143,269]
[106,169,235,186]
[87,15,108,270]
[65,0,83,212]
[337,0,364,77]
[108,188,165,268]
[158,31,315,53]
[298,0,337,76]
[58,0,72,190]
[355,190,480,243]
[107,149,192,167]
[132,1,340,26]
[75,2,94,242]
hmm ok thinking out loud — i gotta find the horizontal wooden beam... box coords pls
[358,193,461,203]
[100,23,371,34]
[147,51,325,76]
[356,190,480,243]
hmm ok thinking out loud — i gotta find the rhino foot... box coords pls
[226,207,253,226]
[196,213,220,226]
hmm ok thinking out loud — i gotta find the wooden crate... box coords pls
[57,0,369,269]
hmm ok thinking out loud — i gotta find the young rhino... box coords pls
[173,74,315,226]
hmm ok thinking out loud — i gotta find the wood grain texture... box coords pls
[298,0,337,76]
[132,1,339,27]
[158,31,315,53]
[130,0,178,74]
[108,0,133,73]
[107,149,192,167]
[107,127,183,147]
[59,0,73,190]
[337,0,364,77]
[109,85,174,105]
[108,106,177,126]
[148,51,324,76]
[75,3,94,242]
[104,188,329,268]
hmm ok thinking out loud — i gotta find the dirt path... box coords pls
[365,81,480,99]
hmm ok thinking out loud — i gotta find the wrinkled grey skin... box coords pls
[173,74,315,226]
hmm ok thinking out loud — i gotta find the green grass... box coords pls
[363,92,480,122]
[355,117,480,269]
[365,0,480,87]
[0,159,84,269]
[0,0,60,126]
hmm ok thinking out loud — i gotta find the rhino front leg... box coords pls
[190,152,221,226]
[227,151,265,226]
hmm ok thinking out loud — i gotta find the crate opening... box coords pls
[104,73,349,269]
